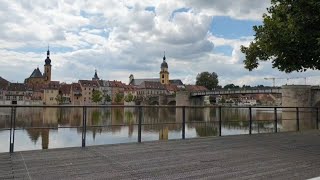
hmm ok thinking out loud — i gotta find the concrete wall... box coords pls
[176,91,190,106]
[281,85,314,131]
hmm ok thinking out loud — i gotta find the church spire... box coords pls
[47,45,50,58]
[163,51,166,61]
[45,46,51,66]
[92,69,99,80]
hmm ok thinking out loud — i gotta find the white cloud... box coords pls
[1,0,320,88]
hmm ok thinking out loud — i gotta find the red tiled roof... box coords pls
[72,83,82,91]
[185,85,208,92]
[7,83,27,91]
[165,84,179,92]
[79,80,99,87]
[60,84,71,94]
[139,81,165,90]
[0,76,9,90]
[108,80,126,88]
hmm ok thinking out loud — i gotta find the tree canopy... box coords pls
[196,72,219,90]
[92,90,103,104]
[241,0,320,73]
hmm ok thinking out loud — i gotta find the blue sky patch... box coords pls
[170,8,190,20]
[210,16,262,39]
[145,6,155,13]
[213,45,233,56]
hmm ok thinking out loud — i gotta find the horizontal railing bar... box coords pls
[0,105,318,109]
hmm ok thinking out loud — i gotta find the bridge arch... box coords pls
[150,101,159,105]
[167,100,176,105]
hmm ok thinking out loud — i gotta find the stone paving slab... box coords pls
[0,131,320,180]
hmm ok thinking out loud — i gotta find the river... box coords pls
[0,106,316,152]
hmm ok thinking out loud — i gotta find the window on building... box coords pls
[50,97,53,101]
[6,96,10,100]
[162,80,164,83]
[162,74,164,78]
[85,88,86,90]
[19,96,23,101]
[13,96,17,100]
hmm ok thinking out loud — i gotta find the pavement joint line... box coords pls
[88,147,141,179]
[20,152,32,180]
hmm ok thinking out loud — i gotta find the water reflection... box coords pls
[0,107,317,152]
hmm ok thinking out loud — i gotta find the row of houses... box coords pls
[0,74,207,105]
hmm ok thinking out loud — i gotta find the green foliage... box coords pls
[55,94,63,105]
[104,94,112,103]
[219,97,226,103]
[196,72,219,90]
[124,93,134,102]
[114,93,124,103]
[92,90,103,104]
[91,110,101,125]
[224,84,240,89]
[241,0,320,72]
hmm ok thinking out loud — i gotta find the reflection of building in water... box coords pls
[159,127,168,140]
[282,109,315,131]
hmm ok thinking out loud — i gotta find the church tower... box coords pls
[160,52,169,85]
[44,47,52,83]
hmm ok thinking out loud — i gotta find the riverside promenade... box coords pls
[0,131,320,180]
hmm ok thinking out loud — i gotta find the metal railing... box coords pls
[191,87,282,96]
[0,105,319,153]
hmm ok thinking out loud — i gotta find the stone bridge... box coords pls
[141,95,176,105]
[190,88,282,96]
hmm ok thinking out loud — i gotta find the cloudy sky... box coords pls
[1,0,320,87]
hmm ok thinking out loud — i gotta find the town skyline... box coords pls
[1,0,320,86]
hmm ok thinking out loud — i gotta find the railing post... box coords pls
[12,107,16,152]
[249,107,252,135]
[219,106,222,136]
[138,106,142,143]
[9,106,16,153]
[182,106,185,139]
[274,107,278,133]
[296,107,299,131]
[82,106,87,147]
[316,107,319,130]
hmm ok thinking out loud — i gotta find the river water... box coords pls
[0,107,317,152]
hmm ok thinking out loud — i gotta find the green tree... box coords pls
[55,93,63,105]
[124,93,134,102]
[196,72,219,90]
[92,90,103,104]
[104,94,112,104]
[224,84,240,89]
[114,93,124,103]
[241,0,320,72]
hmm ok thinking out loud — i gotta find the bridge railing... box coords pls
[0,105,318,153]
[191,88,282,96]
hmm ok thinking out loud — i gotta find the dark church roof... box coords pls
[169,79,184,86]
[92,70,99,80]
[45,49,51,65]
[29,68,43,78]
[130,78,160,86]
